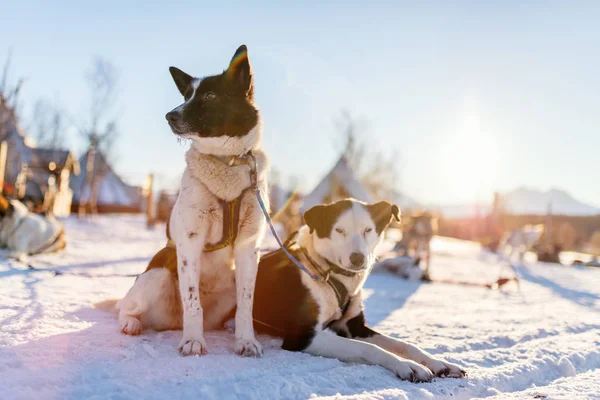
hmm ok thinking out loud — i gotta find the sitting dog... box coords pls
[253,199,465,381]
[115,45,269,357]
[0,196,66,259]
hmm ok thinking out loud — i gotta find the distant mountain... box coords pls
[435,187,600,218]
[502,187,600,216]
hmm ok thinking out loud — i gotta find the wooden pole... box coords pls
[145,173,155,229]
[16,163,28,199]
[78,146,96,217]
[0,141,7,195]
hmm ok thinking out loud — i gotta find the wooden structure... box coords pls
[71,147,142,214]
[0,98,78,215]
[301,155,372,212]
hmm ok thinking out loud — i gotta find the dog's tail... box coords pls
[93,298,120,314]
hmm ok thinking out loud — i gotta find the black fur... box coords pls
[166,45,258,138]
[253,248,320,351]
[346,312,376,339]
[367,201,400,234]
[169,67,194,97]
[303,200,353,238]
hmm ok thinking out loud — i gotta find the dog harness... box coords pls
[166,188,249,253]
[261,232,359,311]
[300,248,359,311]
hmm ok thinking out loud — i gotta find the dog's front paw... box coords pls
[178,337,208,356]
[392,359,433,382]
[426,358,467,378]
[235,337,263,357]
[120,317,142,336]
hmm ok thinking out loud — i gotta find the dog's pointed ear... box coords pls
[367,201,401,234]
[226,45,253,99]
[169,66,194,96]
[303,205,327,235]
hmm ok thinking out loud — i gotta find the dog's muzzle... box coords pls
[165,111,185,135]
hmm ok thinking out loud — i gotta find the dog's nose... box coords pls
[350,252,365,267]
[165,111,179,123]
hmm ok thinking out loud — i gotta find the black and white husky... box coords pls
[113,45,269,358]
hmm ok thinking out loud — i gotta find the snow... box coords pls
[1,215,600,399]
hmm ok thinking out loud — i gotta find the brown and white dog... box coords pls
[253,199,465,381]
[113,45,269,357]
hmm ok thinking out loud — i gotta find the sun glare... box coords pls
[441,103,499,202]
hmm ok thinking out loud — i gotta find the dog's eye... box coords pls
[203,92,217,100]
[364,228,373,234]
[335,228,345,236]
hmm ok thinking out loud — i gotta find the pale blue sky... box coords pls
[2,1,599,205]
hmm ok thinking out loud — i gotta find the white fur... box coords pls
[189,120,262,157]
[169,139,268,357]
[312,203,379,270]
[304,331,434,381]
[118,117,268,357]
[0,200,65,260]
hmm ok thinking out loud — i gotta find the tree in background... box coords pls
[335,110,399,200]
[31,99,66,149]
[77,58,121,215]
[0,51,25,116]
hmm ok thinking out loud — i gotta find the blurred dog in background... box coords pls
[393,210,438,279]
[0,196,66,260]
[498,224,545,263]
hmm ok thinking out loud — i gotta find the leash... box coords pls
[246,151,323,282]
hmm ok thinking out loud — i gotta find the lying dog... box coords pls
[376,255,425,281]
[254,199,465,381]
[0,196,65,260]
[115,45,269,357]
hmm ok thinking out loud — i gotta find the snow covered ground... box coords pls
[1,215,599,400]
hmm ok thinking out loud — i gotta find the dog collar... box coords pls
[300,247,360,278]
[299,247,360,310]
